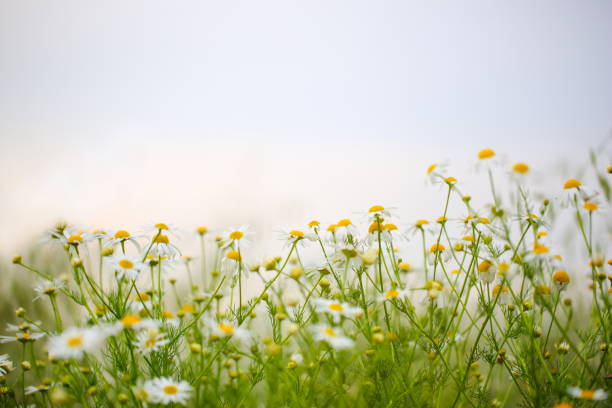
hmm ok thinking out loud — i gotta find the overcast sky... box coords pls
[1,1,611,257]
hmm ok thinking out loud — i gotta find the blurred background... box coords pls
[1,0,612,259]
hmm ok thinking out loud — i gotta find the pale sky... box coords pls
[1,1,611,257]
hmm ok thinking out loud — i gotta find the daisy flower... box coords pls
[25,384,50,395]
[311,324,354,350]
[47,326,107,360]
[147,222,181,239]
[378,288,409,302]
[149,234,181,258]
[58,228,93,246]
[143,377,192,406]
[365,205,395,221]
[222,225,254,248]
[134,328,169,354]
[427,243,450,265]
[425,161,449,185]
[209,319,250,342]
[491,284,511,305]
[552,270,570,291]
[107,254,146,281]
[276,228,317,247]
[312,298,362,323]
[0,323,45,344]
[117,314,158,331]
[477,260,496,283]
[333,218,358,240]
[33,278,66,300]
[567,386,607,401]
[104,229,142,251]
[0,354,13,375]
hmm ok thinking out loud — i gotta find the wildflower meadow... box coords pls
[1,149,610,408]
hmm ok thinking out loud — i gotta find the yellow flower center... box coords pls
[219,323,234,335]
[118,259,134,269]
[383,223,397,231]
[196,226,208,234]
[368,222,380,234]
[462,235,474,242]
[226,250,241,261]
[308,220,320,227]
[533,243,549,255]
[385,289,400,298]
[22,333,31,339]
[445,177,457,183]
[492,284,508,295]
[478,260,492,273]
[327,224,337,232]
[163,385,179,395]
[114,230,130,239]
[162,311,174,318]
[68,235,83,243]
[512,163,529,173]
[579,390,595,399]
[145,338,157,348]
[324,328,337,337]
[563,179,581,189]
[427,164,438,174]
[398,263,411,270]
[289,230,304,238]
[552,270,570,284]
[436,216,447,223]
[328,303,344,312]
[180,304,195,313]
[229,231,244,240]
[477,148,495,159]
[337,219,352,227]
[155,223,169,230]
[368,205,385,213]
[66,336,83,348]
[416,219,429,226]
[429,243,445,253]
[121,314,141,327]
[583,202,598,211]
[152,234,170,244]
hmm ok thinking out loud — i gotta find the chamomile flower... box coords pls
[567,386,607,401]
[108,254,146,281]
[105,229,142,251]
[0,354,13,375]
[552,270,570,290]
[143,377,192,406]
[277,228,316,247]
[222,225,254,248]
[378,288,409,302]
[47,326,107,360]
[312,298,362,323]
[491,284,511,305]
[408,219,434,237]
[477,260,496,283]
[117,314,158,331]
[334,218,358,240]
[209,319,250,342]
[25,384,50,395]
[149,234,181,258]
[426,161,449,184]
[475,148,503,170]
[33,279,66,300]
[58,228,92,246]
[311,324,354,350]
[511,162,530,175]
[427,243,450,265]
[134,328,169,354]
[365,205,394,221]
[147,222,180,239]
[0,323,45,344]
